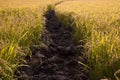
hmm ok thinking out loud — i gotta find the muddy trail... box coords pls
[15,10,89,80]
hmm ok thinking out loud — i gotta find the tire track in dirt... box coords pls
[15,10,89,80]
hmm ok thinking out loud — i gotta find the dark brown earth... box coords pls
[15,10,89,80]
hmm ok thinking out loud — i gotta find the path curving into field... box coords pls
[15,10,89,80]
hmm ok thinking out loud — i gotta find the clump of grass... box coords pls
[47,5,55,11]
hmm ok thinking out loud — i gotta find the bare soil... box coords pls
[15,10,89,80]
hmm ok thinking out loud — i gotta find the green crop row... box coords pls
[55,0,120,79]
[0,8,44,79]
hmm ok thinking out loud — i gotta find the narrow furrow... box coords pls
[15,10,89,80]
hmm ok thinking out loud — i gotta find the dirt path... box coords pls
[16,10,88,80]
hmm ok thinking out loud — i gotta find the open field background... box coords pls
[0,0,64,9]
[0,0,120,80]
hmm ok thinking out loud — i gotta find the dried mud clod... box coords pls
[15,10,89,80]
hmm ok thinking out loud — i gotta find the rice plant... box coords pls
[55,0,120,79]
[0,0,65,79]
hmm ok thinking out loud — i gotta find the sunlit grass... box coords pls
[0,8,44,80]
[55,0,120,79]
[0,0,63,9]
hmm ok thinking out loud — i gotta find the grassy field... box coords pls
[0,0,64,9]
[0,0,63,79]
[55,0,120,79]
[0,0,120,80]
